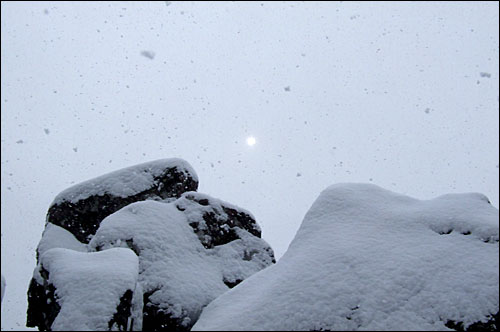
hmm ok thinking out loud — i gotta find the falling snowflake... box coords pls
[141,51,155,60]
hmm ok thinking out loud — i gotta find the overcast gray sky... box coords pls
[1,1,498,330]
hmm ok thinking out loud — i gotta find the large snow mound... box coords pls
[38,247,140,331]
[51,158,198,205]
[193,183,499,331]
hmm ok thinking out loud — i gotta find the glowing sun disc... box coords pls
[246,136,257,146]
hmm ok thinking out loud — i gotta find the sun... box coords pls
[246,136,257,146]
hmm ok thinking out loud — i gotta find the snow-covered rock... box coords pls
[28,248,141,331]
[193,183,499,331]
[27,159,274,330]
[174,191,263,249]
[89,195,275,331]
[28,223,91,329]
[47,158,199,243]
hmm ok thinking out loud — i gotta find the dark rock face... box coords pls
[142,291,191,332]
[446,312,499,332]
[175,192,267,250]
[108,290,134,331]
[26,269,60,331]
[222,279,243,289]
[46,159,198,243]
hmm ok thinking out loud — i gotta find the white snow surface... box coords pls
[1,274,5,302]
[193,183,499,331]
[38,247,140,331]
[37,223,87,258]
[89,199,273,327]
[51,158,198,205]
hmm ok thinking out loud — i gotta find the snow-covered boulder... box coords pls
[174,191,264,248]
[193,183,499,331]
[27,223,91,329]
[47,158,198,243]
[27,247,141,331]
[89,194,275,331]
[27,159,274,330]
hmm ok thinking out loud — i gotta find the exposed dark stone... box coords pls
[177,192,266,250]
[26,269,60,331]
[108,289,134,331]
[446,312,499,332]
[125,239,141,256]
[197,198,209,206]
[223,279,243,288]
[220,206,261,237]
[142,290,190,332]
[242,249,260,261]
[47,164,198,243]
[197,211,240,248]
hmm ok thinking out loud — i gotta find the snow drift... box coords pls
[193,183,499,331]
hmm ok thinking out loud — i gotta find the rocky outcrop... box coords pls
[174,191,268,250]
[46,159,198,243]
[27,159,274,331]
[26,274,59,331]
[193,183,499,331]
[89,197,275,331]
